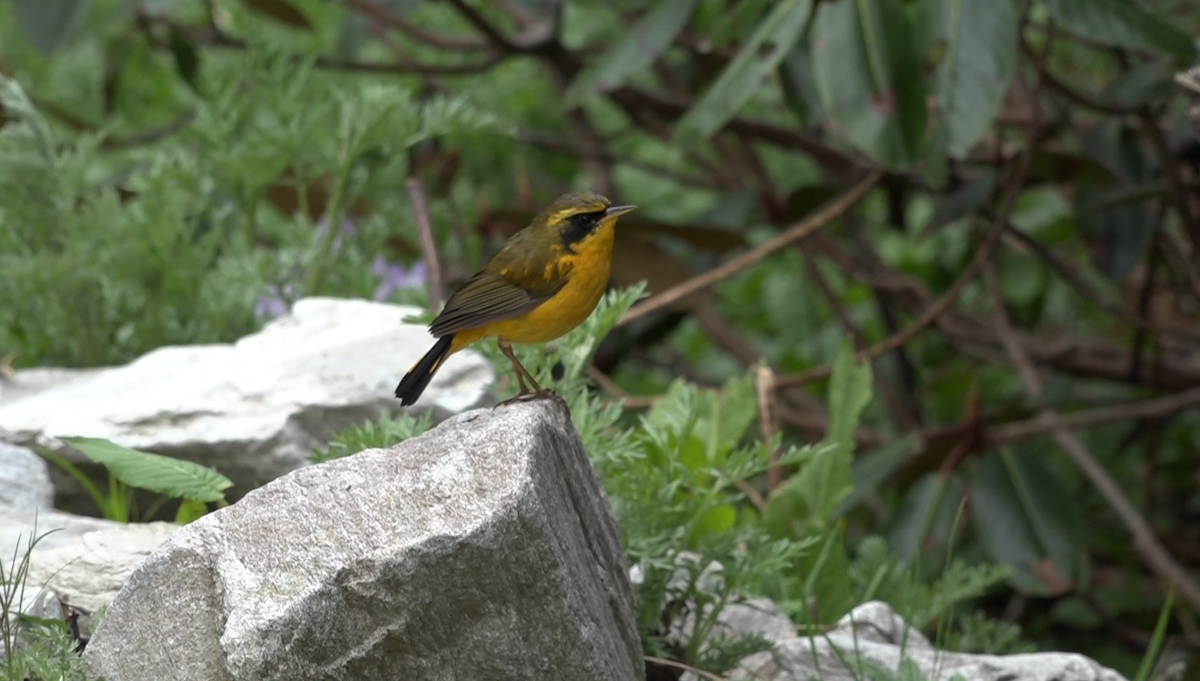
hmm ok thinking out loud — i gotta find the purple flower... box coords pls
[255,282,298,319]
[371,255,427,301]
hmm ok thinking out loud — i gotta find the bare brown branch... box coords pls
[617,169,885,327]
[405,178,445,308]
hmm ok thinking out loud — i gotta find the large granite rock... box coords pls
[0,441,53,509]
[0,297,493,511]
[84,401,643,681]
[723,601,1127,681]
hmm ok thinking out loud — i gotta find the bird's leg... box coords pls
[495,339,561,408]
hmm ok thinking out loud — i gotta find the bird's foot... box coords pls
[494,388,565,409]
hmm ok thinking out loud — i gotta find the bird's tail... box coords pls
[395,334,454,406]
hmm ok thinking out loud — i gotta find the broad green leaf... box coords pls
[566,0,699,102]
[672,0,812,148]
[764,339,870,532]
[918,0,1017,157]
[824,336,872,449]
[812,0,927,167]
[13,0,90,54]
[702,0,772,48]
[1044,0,1195,61]
[695,504,737,536]
[836,431,921,516]
[969,447,1088,596]
[705,369,758,460]
[796,527,854,624]
[174,498,210,524]
[886,472,964,560]
[998,251,1048,307]
[62,437,233,503]
[168,23,201,93]
[779,38,825,125]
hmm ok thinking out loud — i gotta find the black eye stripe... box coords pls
[561,210,607,251]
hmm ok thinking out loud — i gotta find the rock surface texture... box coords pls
[723,601,1127,681]
[0,297,493,510]
[0,441,53,509]
[84,401,644,681]
[0,508,179,648]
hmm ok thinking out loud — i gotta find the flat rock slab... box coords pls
[725,601,1126,681]
[85,401,644,681]
[0,297,493,511]
[0,508,179,613]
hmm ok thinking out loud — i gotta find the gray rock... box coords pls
[85,401,644,681]
[0,442,53,510]
[0,508,179,614]
[723,601,1126,681]
[0,298,493,512]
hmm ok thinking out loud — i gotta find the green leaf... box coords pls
[779,39,825,125]
[704,369,758,460]
[796,527,854,624]
[62,437,233,503]
[811,0,928,167]
[566,0,699,102]
[824,336,872,449]
[836,432,921,516]
[918,0,1017,158]
[969,447,1088,596]
[13,0,90,54]
[168,23,202,93]
[885,472,963,560]
[241,0,312,29]
[174,498,210,524]
[998,250,1048,307]
[763,339,870,534]
[1044,0,1196,60]
[695,504,737,535]
[672,0,812,148]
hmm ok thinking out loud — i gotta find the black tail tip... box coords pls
[393,334,454,407]
[394,383,418,407]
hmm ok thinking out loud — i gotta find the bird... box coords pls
[395,191,636,407]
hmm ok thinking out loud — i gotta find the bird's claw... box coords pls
[493,388,566,409]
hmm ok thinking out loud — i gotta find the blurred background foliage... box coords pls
[2,0,1200,676]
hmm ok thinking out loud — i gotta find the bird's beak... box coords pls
[605,204,637,218]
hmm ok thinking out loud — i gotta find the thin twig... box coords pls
[800,247,918,431]
[990,387,1200,440]
[617,169,884,327]
[1139,106,1200,253]
[1157,226,1200,304]
[1002,220,1200,344]
[779,22,1050,390]
[774,212,1008,389]
[333,0,488,50]
[755,365,785,493]
[981,260,1200,613]
[644,656,730,681]
[444,0,517,52]
[405,177,445,308]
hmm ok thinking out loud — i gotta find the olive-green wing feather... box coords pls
[428,230,572,337]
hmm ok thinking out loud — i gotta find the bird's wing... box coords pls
[428,233,572,337]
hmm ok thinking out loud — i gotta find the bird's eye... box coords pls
[567,211,605,232]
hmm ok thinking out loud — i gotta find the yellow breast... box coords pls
[483,222,616,345]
